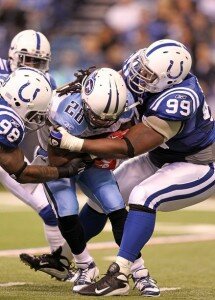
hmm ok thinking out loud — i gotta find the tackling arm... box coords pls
[0,146,82,183]
[48,144,79,167]
[83,123,164,158]
[49,123,165,159]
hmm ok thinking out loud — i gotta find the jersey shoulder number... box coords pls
[0,100,25,149]
[149,87,200,121]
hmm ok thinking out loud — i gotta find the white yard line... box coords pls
[1,233,215,257]
[0,282,32,287]
[160,287,181,292]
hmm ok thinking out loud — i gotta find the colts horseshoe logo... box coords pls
[18,81,40,102]
[167,60,184,79]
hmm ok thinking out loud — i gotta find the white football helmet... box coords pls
[8,30,51,72]
[81,68,127,128]
[0,67,52,131]
[127,39,192,94]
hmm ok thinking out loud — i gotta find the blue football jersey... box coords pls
[48,90,135,138]
[122,61,215,165]
[0,58,11,85]
[0,98,25,149]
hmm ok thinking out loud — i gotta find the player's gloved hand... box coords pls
[57,157,93,178]
[49,126,84,152]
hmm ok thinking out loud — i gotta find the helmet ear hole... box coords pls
[14,101,20,107]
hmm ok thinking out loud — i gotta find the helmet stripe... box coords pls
[103,80,112,113]
[146,42,181,57]
[36,32,41,50]
[114,81,119,113]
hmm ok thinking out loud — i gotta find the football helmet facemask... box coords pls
[8,30,51,72]
[127,39,192,94]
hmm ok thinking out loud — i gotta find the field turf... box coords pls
[0,194,215,299]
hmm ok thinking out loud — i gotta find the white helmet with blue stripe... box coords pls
[8,30,51,72]
[0,67,52,130]
[127,39,192,94]
[81,67,127,128]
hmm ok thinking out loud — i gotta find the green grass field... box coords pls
[1,195,215,299]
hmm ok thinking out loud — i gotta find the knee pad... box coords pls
[108,208,128,246]
[58,215,86,255]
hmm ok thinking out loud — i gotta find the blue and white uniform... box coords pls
[105,52,215,264]
[115,66,215,212]
[0,58,64,252]
[0,58,56,89]
[0,98,25,148]
[44,91,134,216]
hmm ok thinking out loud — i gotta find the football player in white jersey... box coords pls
[0,68,81,182]
[49,39,215,296]
[0,30,75,281]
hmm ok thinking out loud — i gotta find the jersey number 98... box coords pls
[0,119,20,142]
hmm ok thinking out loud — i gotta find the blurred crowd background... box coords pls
[0,0,215,111]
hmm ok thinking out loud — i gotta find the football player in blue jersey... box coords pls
[49,39,215,296]
[0,30,77,281]
[44,66,159,294]
[41,67,136,292]
[23,65,159,295]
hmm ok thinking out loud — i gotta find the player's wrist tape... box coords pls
[58,127,84,152]
[123,137,135,158]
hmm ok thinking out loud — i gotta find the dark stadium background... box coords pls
[0,0,215,160]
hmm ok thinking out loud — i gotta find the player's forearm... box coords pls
[82,138,128,159]
[48,145,72,167]
[18,165,62,183]
[49,123,164,159]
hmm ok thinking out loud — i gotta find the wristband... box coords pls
[123,137,135,158]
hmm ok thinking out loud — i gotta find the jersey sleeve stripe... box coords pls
[150,87,200,112]
[0,106,25,130]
